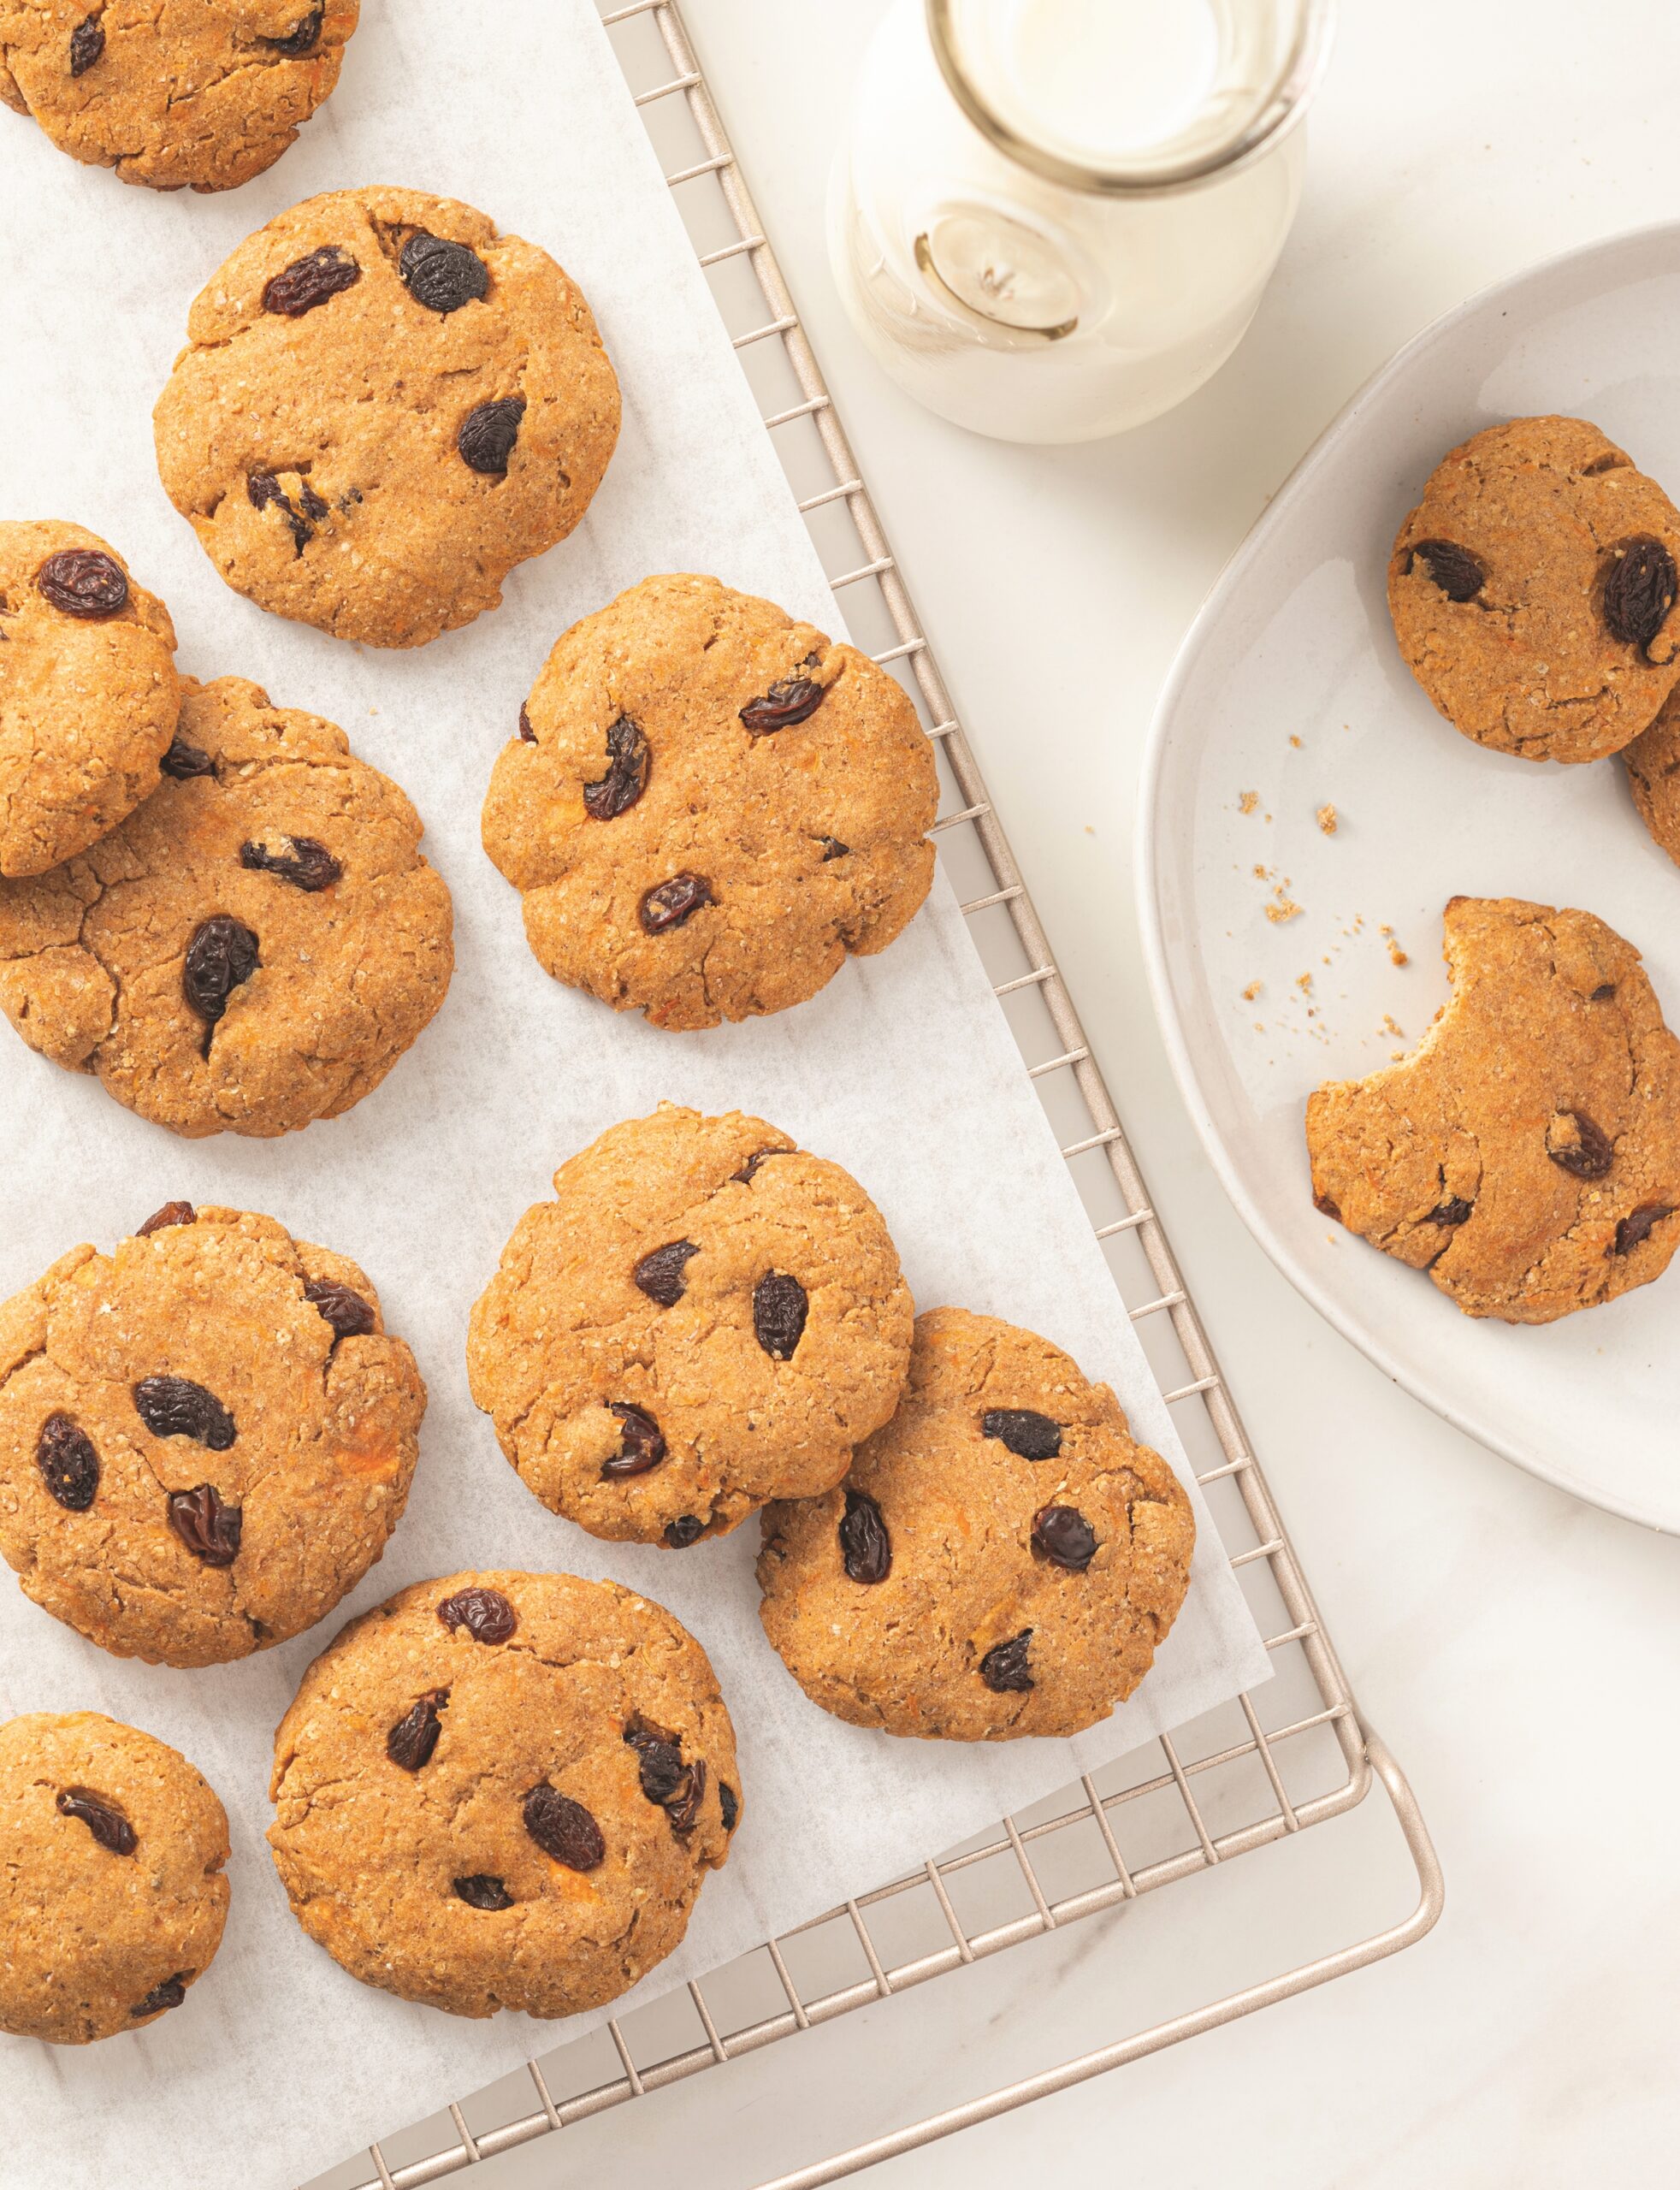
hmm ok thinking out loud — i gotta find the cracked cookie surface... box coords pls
[268,1569,739,2020]
[1388,416,1680,763]
[0,1710,229,2043]
[1306,897,1680,1322]
[481,575,938,1028]
[467,1103,914,1547]
[0,1202,425,1666]
[153,186,620,648]
[756,1307,1195,1742]
[1623,683,1680,870]
[0,672,453,1138]
[0,2,358,193]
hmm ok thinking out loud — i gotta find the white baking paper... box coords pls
[0,5,1269,2185]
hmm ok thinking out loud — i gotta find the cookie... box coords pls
[1624,684,1680,869]
[0,521,180,879]
[0,673,453,1138]
[0,1202,425,1666]
[268,1570,739,2020]
[1388,416,1680,763]
[0,2,358,192]
[481,575,938,1029]
[152,186,620,648]
[756,1307,1195,1742]
[467,1103,914,1547]
[0,1710,228,2044]
[1306,897,1680,1322]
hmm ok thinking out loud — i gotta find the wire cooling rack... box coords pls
[306,8,1443,2186]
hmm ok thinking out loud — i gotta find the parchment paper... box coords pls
[0,4,1269,2184]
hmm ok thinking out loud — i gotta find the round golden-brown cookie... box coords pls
[0,521,179,879]
[756,1307,1195,1742]
[481,575,938,1029]
[0,673,453,1138]
[1388,416,1680,763]
[466,1103,914,1547]
[0,1710,228,2044]
[0,2,358,192]
[0,1203,425,1666]
[1624,684,1680,869]
[153,186,620,648]
[1306,896,1680,1322]
[268,1570,739,2020]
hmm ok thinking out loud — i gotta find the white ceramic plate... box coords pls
[1140,222,1680,1532]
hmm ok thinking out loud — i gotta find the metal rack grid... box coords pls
[310,7,1443,2186]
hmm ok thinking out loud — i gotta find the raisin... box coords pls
[1546,1109,1614,1181]
[518,704,536,744]
[1408,538,1485,602]
[1312,1189,1342,1222]
[130,1975,186,2017]
[719,1782,738,1832]
[263,245,361,317]
[261,8,322,53]
[740,676,825,734]
[161,732,216,780]
[1592,983,1618,1002]
[524,1784,606,1870]
[1428,1198,1474,1227]
[752,1271,807,1359]
[387,1690,447,1771]
[56,1788,136,1856]
[239,835,341,891]
[819,836,850,861]
[437,1586,518,1643]
[979,1630,1034,1693]
[246,472,314,553]
[137,1200,195,1237]
[980,1409,1062,1461]
[68,15,103,74]
[733,1148,784,1184]
[1602,536,1678,653]
[602,1401,665,1478]
[458,396,526,475]
[634,1239,698,1306]
[453,1874,513,1909]
[583,716,650,820]
[37,1413,98,1511]
[664,1515,704,1548]
[665,1756,706,1835]
[167,1483,242,1566]
[37,548,127,619]
[299,481,329,523]
[400,232,489,314]
[1032,1503,1097,1571]
[838,1489,890,1583]
[1614,1203,1673,1256]
[624,1724,688,1805]
[303,1276,376,1340]
[136,1376,237,1450]
[183,915,258,1039]
[639,873,713,933]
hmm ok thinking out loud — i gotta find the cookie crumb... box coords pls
[1238,790,1258,814]
[1289,734,1303,749]
[1316,803,1338,836]
[1265,888,1303,924]
[1241,980,1262,1002]
[1296,972,1313,994]
[1380,925,1410,968]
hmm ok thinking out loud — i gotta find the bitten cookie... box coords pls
[1306,897,1680,1322]
[1624,684,1680,870]
[0,522,179,878]
[0,673,453,1138]
[757,1307,1195,1742]
[269,1571,739,2020]
[153,186,620,648]
[467,1103,914,1546]
[0,1712,229,2043]
[481,575,938,1029]
[0,1203,425,1666]
[0,2,358,192]
[1388,416,1680,763]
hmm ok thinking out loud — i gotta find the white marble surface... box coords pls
[458,3,1680,2185]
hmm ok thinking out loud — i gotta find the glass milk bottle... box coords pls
[829,0,1334,442]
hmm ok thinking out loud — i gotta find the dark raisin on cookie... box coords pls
[1602,536,1678,654]
[387,1690,448,1771]
[453,1874,513,1910]
[240,835,342,892]
[56,1787,136,1855]
[135,1376,237,1451]
[161,732,216,780]
[167,1483,242,1566]
[68,15,103,74]
[523,1785,606,1871]
[261,8,323,54]
[980,1408,1062,1461]
[633,1240,698,1307]
[302,1277,376,1341]
[37,549,127,619]
[137,1200,195,1237]
[979,1630,1034,1693]
[1428,1197,1474,1228]
[399,233,489,315]
[1546,1109,1614,1181]
[583,716,650,820]
[664,1514,705,1548]
[37,1413,99,1511]
[130,1976,187,2017]
[437,1587,518,1643]
[246,472,315,554]
[262,246,361,318]
[639,873,713,933]
[182,915,259,1044]
[838,1489,890,1583]
[1031,1503,1097,1572]
[458,397,526,476]
[1615,1203,1674,1256]
[752,1271,807,1359]
[1407,538,1486,603]
[601,1402,665,1478]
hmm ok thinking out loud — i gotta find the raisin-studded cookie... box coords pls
[1307,897,1680,1322]
[0,2,358,192]
[1389,416,1680,763]
[481,575,938,1029]
[757,1308,1195,1742]
[269,1571,739,2020]
[1624,684,1680,870]
[0,521,180,879]
[0,1711,229,2044]
[467,1103,913,1546]
[0,1204,425,1666]
[153,186,619,648]
[0,674,453,1138]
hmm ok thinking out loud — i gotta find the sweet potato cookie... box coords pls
[1306,897,1680,1322]
[269,1570,739,2020]
[0,1711,228,2044]
[153,186,619,647]
[0,2,358,193]
[1389,416,1680,763]
[1624,684,1680,870]
[0,1202,425,1665]
[481,575,938,1029]
[757,1307,1195,1742]
[467,1103,913,1546]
